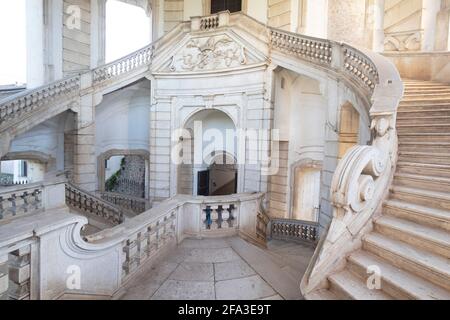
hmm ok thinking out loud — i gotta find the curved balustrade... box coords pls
[97,191,150,216]
[65,183,124,225]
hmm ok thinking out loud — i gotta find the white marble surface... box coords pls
[118,237,315,300]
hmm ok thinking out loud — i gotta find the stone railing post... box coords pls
[191,16,201,31]
[218,11,230,27]
[0,254,8,300]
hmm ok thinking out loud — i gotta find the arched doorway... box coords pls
[200,151,237,196]
[177,109,238,196]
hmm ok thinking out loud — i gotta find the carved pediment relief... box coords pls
[160,34,261,73]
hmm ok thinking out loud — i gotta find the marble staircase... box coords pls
[307,80,450,300]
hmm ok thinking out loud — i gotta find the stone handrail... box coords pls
[0,76,80,127]
[269,218,319,244]
[0,192,264,298]
[269,27,380,98]
[65,182,124,226]
[0,176,67,221]
[295,41,404,295]
[97,191,150,215]
[92,45,153,84]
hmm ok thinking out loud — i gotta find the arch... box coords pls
[97,149,150,198]
[176,109,238,196]
[338,101,360,159]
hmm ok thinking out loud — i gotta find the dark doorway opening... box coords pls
[211,0,242,14]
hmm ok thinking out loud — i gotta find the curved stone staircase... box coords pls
[308,80,450,300]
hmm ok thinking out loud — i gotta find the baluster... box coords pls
[210,205,219,230]
[202,206,212,230]
[221,205,229,229]
[8,246,31,300]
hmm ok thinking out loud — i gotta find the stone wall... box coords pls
[164,0,184,33]
[268,141,289,218]
[63,0,91,76]
[327,0,370,48]
[268,0,292,31]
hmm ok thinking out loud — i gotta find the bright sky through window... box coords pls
[0,0,26,85]
[0,0,150,85]
[106,0,151,63]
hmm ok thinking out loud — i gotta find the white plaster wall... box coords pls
[8,112,71,170]
[183,0,203,20]
[247,0,268,24]
[95,80,151,156]
[304,0,328,38]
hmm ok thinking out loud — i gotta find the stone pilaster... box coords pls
[149,97,172,202]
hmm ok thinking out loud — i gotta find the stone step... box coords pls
[304,289,339,300]
[374,215,450,258]
[398,142,450,154]
[363,233,450,291]
[328,270,391,300]
[397,109,450,118]
[384,199,450,232]
[399,102,450,109]
[398,133,450,143]
[397,116,450,125]
[390,185,450,212]
[394,173,450,193]
[396,161,450,179]
[403,93,450,99]
[397,124,450,135]
[400,98,450,105]
[404,89,450,94]
[347,251,450,300]
[398,151,450,166]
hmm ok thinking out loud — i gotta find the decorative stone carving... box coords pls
[384,31,422,52]
[167,35,248,72]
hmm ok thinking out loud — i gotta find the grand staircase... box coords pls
[308,80,450,300]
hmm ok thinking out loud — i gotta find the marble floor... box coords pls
[117,237,315,300]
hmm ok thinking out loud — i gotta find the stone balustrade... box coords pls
[202,203,237,230]
[299,36,404,296]
[98,191,150,215]
[0,76,80,127]
[0,239,35,300]
[191,11,230,31]
[270,30,333,66]
[0,192,264,299]
[65,183,124,226]
[0,185,42,220]
[270,219,318,243]
[93,45,153,84]
[269,28,380,95]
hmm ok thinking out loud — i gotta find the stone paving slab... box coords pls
[118,237,314,300]
[151,280,216,300]
[215,275,276,300]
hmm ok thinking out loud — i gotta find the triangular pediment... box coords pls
[153,30,268,74]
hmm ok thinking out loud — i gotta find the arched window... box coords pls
[106,0,151,62]
[211,0,242,14]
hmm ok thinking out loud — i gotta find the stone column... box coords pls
[149,96,172,202]
[26,0,45,88]
[421,0,442,51]
[72,75,97,191]
[91,0,106,68]
[372,0,385,52]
